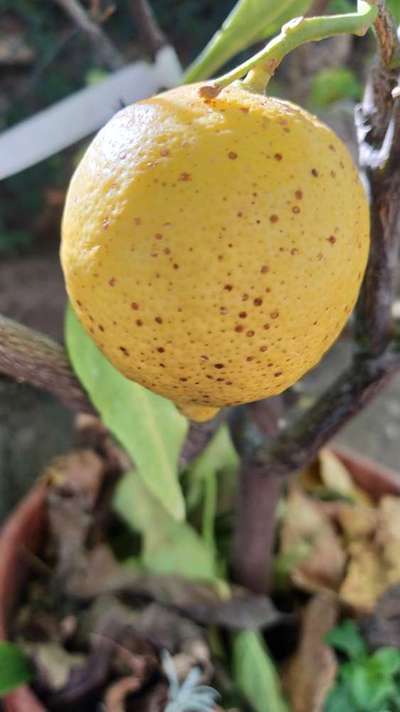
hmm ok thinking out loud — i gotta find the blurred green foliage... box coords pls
[310,66,362,107]
[325,620,400,712]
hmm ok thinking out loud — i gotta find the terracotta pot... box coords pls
[0,482,47,712]
[1,449,400,711]
[332,446,400,498]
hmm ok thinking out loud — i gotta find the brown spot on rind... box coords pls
[295,190,303,200]
[179,172,191,182]
[274,153,283,161]
[155,316,163,324]
[327,235,337,244]
[261,265,269,274]
[311,168,319,177]
[254,298,263,306]
[270,214,279,223]
[228,151,238,160]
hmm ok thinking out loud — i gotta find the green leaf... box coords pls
[185,425,238,565]
[369,648,400,678]
[387,0,400,24]
[0,642,33,696]
[326,620,367,661]
[324,682,355,712]
[232,631,290,712]
[65,306,188,521]
[310,67,362,107]
[186,425,238,513]
[183,0,312,82]
[347,661,396,710]
[114,469,217,580]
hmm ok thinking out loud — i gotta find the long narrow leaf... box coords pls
[65,307,188,521]
[184,0,312,82]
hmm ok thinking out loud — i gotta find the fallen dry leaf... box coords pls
[334,502,378,542]
[279,487,346,592]
[376,496,400,586]
[339,496,400,613]
[319,449,357,498]
[339,541,386,613]
[104,676,142,711]
[283,592,338,712]
[298,450,371,505]
[64,543,285,631]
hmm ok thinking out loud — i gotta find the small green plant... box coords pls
[325,620,400,712]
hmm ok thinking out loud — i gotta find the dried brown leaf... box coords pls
[376,496,400,585]
[319,449,357,498]
[339,496,400,613]
[334,502,378,541]
[279,487,346,593]
[339,541,386,613]
[283,593,338,712]
[104,676,142,712]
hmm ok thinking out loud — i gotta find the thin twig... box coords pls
[130,0,166,57]
[53,0,124,70]
[179,409,228,469]
[0,316,93,414]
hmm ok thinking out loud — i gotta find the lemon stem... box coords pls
[212,0,378,94]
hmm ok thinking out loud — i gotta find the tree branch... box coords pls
[179,409,228,469]
[0,316,93,414]
[53,0,124,70]
[130,0,167,58]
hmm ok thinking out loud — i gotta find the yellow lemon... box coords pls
[61,82,369,421]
